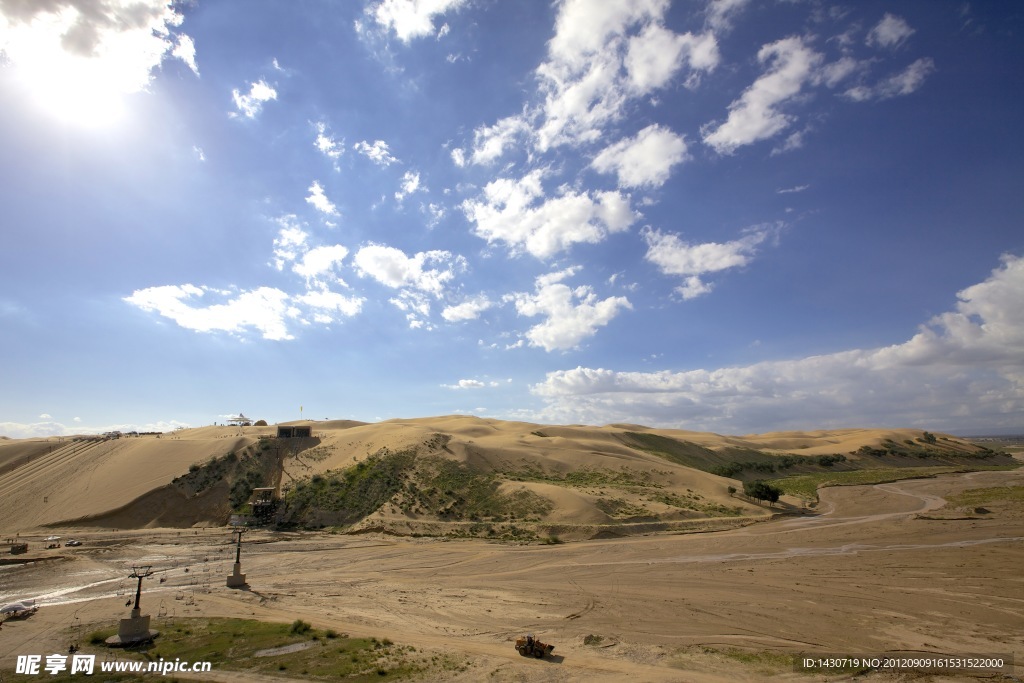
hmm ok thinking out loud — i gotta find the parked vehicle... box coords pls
[515,634,554,658]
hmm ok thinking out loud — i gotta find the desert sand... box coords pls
[0,418,1021,681]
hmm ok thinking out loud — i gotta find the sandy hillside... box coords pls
[0,432,260,530]
[0,417,1002,536]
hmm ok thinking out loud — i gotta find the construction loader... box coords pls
[515,634,554,658]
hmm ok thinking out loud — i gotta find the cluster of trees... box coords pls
[711,453,847,478]
[742,480,782,505]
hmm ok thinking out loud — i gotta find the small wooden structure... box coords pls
[250,487,278,525]
[277,425,312,438]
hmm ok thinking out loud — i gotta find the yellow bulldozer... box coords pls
[515,634,554,658]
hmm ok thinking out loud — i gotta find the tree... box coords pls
[743,480,782,506]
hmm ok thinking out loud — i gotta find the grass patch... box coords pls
[55,618,465,682]
[945,485,1024,507]
[649,491,745,517]
[669,646,804,676]
[87,627,116,644]
[399,456,553,522]
[504,463,658,490]
[596,497,652,519]
[619,431,1015,485]
[284,448,415,526]
[772,465,1021,501]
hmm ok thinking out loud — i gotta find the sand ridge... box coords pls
[0,417,999,534]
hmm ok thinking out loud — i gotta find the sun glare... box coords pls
[20,58,128,128]
[1,3,182,128]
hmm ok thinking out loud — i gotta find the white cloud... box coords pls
[442,378,499,389]
[124,284,295,341]
[354,140,398,166]
[509,268,632,351]
[306,180,339,216]
[535,45,624,150]
[643,225,776,299]
[39,413,52,420]
[464,0,720,161]
[817,56,859,88]
[777,184,809,194]
[470,115,531,165]
[442,295,493,322]
[545,0,665,72]
[706,0,750,32]
[591,124,689,189]
[845,58,935,102]
[423,202,445,228]
[0,0,196,124]
[314,121,344,161]
[867,13,915,49]
[125,213,364,340]
[271,217,309,271]
[534,0,718,151]
[770,128,808,156]
[294,287,364,322]
[231,79,277,119]
[172,34,198,75]
[192,145,206,162]
[270,216,352,287]
[368,0,467,43]
[531,255,1024,433]
[354,244,463,297]
[625,24,718,93]
[701,37,822,154]
[450,148,466,167]
[293,245,350,283]
[461,169,636,259]
[394,170,424,202]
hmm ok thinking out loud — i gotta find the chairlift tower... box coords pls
[226,528,248,588]
[106,566,159,646]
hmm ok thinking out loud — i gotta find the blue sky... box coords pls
[1,0,1022,438]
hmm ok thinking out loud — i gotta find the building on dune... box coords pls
[276,425,312,438]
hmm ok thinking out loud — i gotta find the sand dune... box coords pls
[0,417,998,535]
[0,434,257,530]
